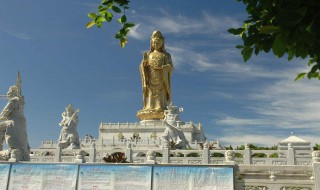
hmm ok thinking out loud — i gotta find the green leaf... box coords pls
[98,6,108,15]
[124,22,135,28]
[288,49,294,61]
[86,20,95,28]
[228,28,244,35]
[115,33,122,39]
[95,16,106,22]
[241,47,253,62]
[88,13,97,19]
[272,35,286,58]
[296,7,307,17]
[96,21,103,28]
[112,6,121,13]
[307,71,319,79]
[254,47,260,55]
[311,64,319,73]
[295,73,306,81]
[102,0,113,5]
[114,0,130,6]
[308,59,315,66]
[306,21,314,33]
[120,15,127,23]
[120,37,128,48]
[105,12,113,22]
[236,45,244,49]
[259,26,279,34]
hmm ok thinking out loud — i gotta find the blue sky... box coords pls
[0,0,319,148]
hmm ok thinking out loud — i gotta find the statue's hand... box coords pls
[5,120,14,127]
[162,64,171,69]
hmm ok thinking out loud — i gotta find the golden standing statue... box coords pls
[137,31,174,120]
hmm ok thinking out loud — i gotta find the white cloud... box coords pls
[128,10,241,39]
[166,45,218,71]
[166,44,289,79]
[216,116,272,126]
[203,12,241,33]
[128,24,144,40]
[218,134,283,147]
[217,134,320,147]
[5,31,31,40]
[249,66,320,128]
[213,62,320,146]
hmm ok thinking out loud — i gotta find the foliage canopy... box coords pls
[228,0,320,80]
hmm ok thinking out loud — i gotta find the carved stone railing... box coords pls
[30,143,315,166]
[8,142,319,190]
[20,145,320,189]
[99,121,201,129]
[235,164,315,190]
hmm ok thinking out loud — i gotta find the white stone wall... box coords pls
[98,121,206,143]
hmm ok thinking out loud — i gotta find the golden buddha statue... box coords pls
[137,31,174,120]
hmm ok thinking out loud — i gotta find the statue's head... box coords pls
[150,31,165,52]
[66,104,74,115]
[7,85,19,98]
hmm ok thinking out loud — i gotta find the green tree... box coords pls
[313,143,320,150]
[228,0,320,80]
[86,0,135,48]
[235,144,278,158]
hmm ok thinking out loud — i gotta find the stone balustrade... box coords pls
[30,143,314,166]
[12,144,320,189]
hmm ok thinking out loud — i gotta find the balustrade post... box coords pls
[74,150,86,163]
[145,150,157,164]
[243,143,252,165]
[162,142,170,164]
[202,141,209,164]
[126,142,133,163]
[8,149,21,162]
[54,147,62,162]
[89,143,96,163]
[244,143,252,165]
[225,150,235,165]
[287,143,295,165]
[312,151,320,188]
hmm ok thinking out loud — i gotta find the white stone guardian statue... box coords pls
[57,104,80,149]
[161,103,190,149]
[0,72,30,161]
